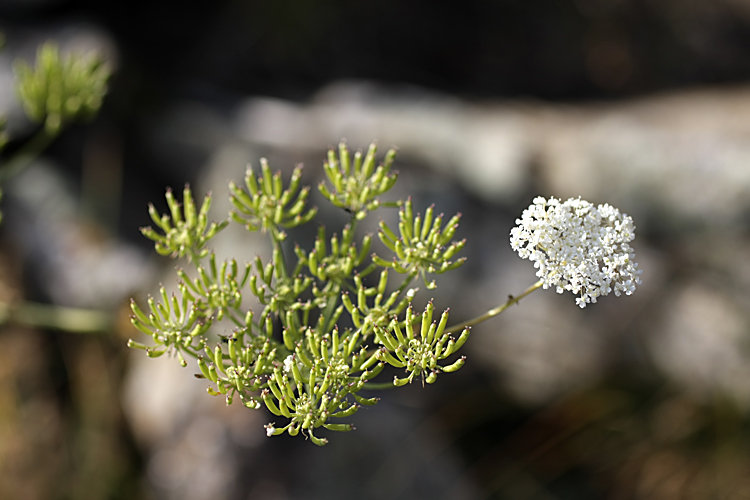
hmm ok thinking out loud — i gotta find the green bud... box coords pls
[197,357,212,380]
[331,404,358,419]
[323,423,354,432]
[309,432,328,447]
[361,362,385,381]
[377,348,406,368]
[283,328,295,351]
[127,339,149,350]
[214,345,226,374]
[422,301,434,339]
[452,327,470,353]
[441,356,466,373]
[353,393,379,406]
[261,389,283,417]
[130,317,153,336]
[244,398,261,410]
[208,363,219,384]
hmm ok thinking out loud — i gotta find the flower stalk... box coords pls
[444,280,544,335]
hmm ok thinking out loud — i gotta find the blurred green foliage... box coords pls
[14,42,110,136]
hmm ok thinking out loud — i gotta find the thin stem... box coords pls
[181,347,203,360]
[187,248,202,264]
[357,262,379,278]
[341,278,357,294]
[444,280,544,335]
[321,282,341,331]
[225,309,245,329]
[389,270,418,305]
[271,229,288,280]
[0,127,57,183]
[0,300,112,333]
[347,217,358,236]
[361,381,396,390]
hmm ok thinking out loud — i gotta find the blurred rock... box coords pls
[536,88,750,225]
[234,82,532,203]
[650,280,750,406]
[4,160,154,309]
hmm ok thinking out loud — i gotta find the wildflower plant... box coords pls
[130,142,642,445]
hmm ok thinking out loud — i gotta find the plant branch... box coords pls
[0,127,57,183]
[0,300,112,333]
[361,381,396,390]
[444,280,543,334]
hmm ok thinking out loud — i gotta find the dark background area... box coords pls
[9,0,750,100]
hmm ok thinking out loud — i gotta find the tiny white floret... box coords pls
[283,354,294,373]
[510,196,642,308]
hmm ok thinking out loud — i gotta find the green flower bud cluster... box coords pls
[141,185,228,261]
[229,161,317,241]
[128,286,211,366]
[14,42,110,135]
[130,142,468,445]
[374,302,469,386]
[306,224,371,284]
[318,142,399,220]
[341,270,415,338]
[375,198,466,289]
[1,39,110,224]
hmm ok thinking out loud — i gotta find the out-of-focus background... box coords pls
[3,1,750,498]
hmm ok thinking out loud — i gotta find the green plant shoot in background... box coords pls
[0,38,112,330]
[130,142,642,445]
[1,41,110,184]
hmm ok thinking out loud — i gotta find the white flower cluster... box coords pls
[510,196,642,308]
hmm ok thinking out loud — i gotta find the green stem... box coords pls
[187,248,202,264]
[393,270,418,301]
[271,229,288,280]
[0,300,112,333]
[321,282,341,331]
[357,262,379,278]
[347,217,358,235]
[340,279,357,294]
[225,309,245,329]
[444,280,543,335]
[0,127,57,183]
[361,381,395,390]
[181,347,202,360]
